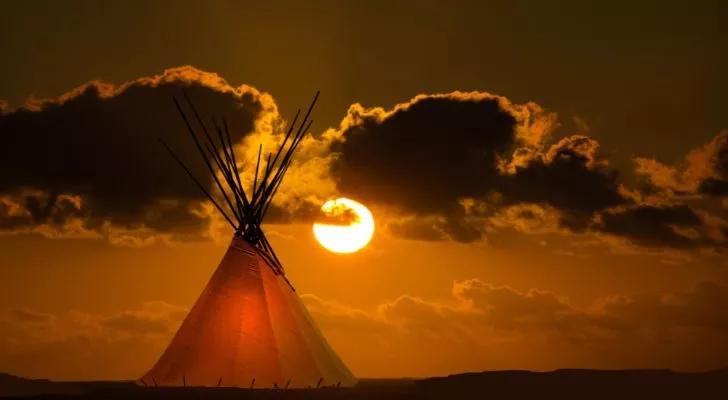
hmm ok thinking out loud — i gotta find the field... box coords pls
[2,370,727,399]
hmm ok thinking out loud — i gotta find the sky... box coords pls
[1,0,728,381]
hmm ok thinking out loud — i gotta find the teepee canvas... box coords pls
[140,92,356,388]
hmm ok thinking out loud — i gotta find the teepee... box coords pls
[140,92,356,389]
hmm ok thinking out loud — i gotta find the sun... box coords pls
[313,198,375,254]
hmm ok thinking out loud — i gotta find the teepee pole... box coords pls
[194,120,247,227]
[254,113,315,221]
[211,119,246,220]
[213,117,250,210]
[200,123,245,222]
[250,91,317,215]
[173,96,242,226]
[251,110,301,205]
[203,141,245,223]
[222,119,252,209]
[252,144,262,198]
[162,90,324,282]
[159,140,237,230]
[179,94,244,224]
[258,149,295,222]
[252,153,272,207]
[259,232,283,270]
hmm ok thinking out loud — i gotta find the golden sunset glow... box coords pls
[313,198,375,254]
[2,2,728,387]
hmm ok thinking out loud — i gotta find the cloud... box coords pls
[384,212,489,243]
[3,282,728,380]
[326,92,558,212]
[0,68,351,246]
[8,308,53,323]
[313,202,360,226]
[634,131,728,197]
[101,301,187,334]
[300,295,388,335]
[487,203,565,235]
[0,302,186,381]
[328,92,527,215]
[3,69,727,254]
[323,93,728,256]
[323,92,563,242]
[592,204,728,249]
[304,280,728,376]
[322,95,640,245]
[498,135,630,231]
[0,67,277,244]
[319,92,728,253]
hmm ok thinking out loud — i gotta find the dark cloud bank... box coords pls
[326,92,728,252]
[1,67,728,253]
[0,67,274,243]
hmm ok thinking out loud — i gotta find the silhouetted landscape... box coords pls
[2,369,727,399]
[3,3,728,400]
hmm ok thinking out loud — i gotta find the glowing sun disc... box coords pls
[313,198,375,254]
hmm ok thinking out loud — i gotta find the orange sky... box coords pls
[1,0,728,381]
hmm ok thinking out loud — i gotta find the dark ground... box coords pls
[2,370,727,400]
